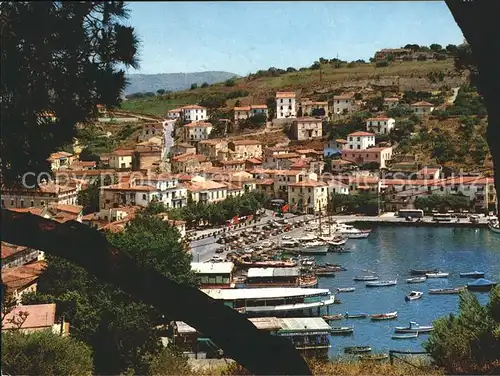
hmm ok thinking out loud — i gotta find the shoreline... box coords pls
[348,220,488,228]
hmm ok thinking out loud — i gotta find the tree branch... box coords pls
[0,208,311,375]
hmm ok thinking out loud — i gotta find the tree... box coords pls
[2,330,94,376]
[445,44,458,54]
[310,61,321,70]
[286,67,296,73]
[156,89,165,95]
[430,43,443,52]
[424,286,500,374]
[77,174,113,214]
[201,82,209,88]
[190,83,198,90]
[354,93,363,101]
[311,108,326,117]
[387,104,414,118]
[375,60,389,67]
[225,78,236,87]
[1,1,139,187]
[266,97,276,120]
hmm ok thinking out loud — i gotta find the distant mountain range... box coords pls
[124,71,240,95]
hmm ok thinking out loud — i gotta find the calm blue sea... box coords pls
[314,227,500,357]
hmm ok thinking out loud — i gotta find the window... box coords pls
[142,194,147,200]
[288,106,292,110]
[280,99,283,103]
[357,145,360,149]
[10,199,14,206]
[20,200,24,208]
[350,145,353,149]
[31,200,34,207]
[289,99,292,103]
[280,106,283,110]
[41,201,45,206]
[280,112,283,117]
[357,137,361,141]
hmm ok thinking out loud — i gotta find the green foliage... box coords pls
[201,82,209,88]
[310,61,321,70]
[330,193,379,216]
[168,192,269,228]
[387,104,414,118]
[364,96,385,112]
[148,347,192,376]
[311,108,326,117]
[77,175,113,214]
[224,78,236,87]
[286,67,297,73]
[429,43,443,52]
[1,1,139,186]
[414,194,470,212]
[190,83,198,90]
[156,89,165,95]
[424,287,500,374]
[24,209,196,375]
[417,54,428,61]
[375,60,389,67]
[1,330,94,376]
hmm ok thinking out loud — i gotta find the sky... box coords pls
[125,1,464,76]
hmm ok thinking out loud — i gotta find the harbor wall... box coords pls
[348,220,488,229]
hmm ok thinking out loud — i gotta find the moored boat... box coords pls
[329,247,352,253]
[315,270,336,277]
[358,353,389,361]
[405,291,423,301]
[370,311,398,321]
[322,314,343,321]
[366,279,397,287]
[394,321,433,333]
[330,326,354,335]
[345,346,371,354]
[345,312,367,319]
[467,278,498,291]
[406,277,427,283]
[337,287,356,293]
[428,287,465,295]
[459,271,485,278]
[488,220,500,234]
[411,268,438,275]
[392,333,418,340]
[426,272,449,278]
[353,275,378,281]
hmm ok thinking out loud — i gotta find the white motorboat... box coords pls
[337,287,356,293]
[394,321,433,333]
[366,279,397,287]
[426,272,449,278]
[333,224,371,239]
[353,275,379,281]
[406,277,427,283]
[320,236,348,247]
[488,218,500,234]
[300,240,328,255]
[405,291,423,301]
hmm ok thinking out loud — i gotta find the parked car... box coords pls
[215,248,224,254]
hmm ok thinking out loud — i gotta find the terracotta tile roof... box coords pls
[295,149,322,155]
[172,174,193,181]
[273,153,300,159]
[367,117,392,121]
[234,106,251,111]
[173,153,207,163]
[348,131,376,137]
[198,139,225,145]
[174,142,196,149]
[255,179,274,185]
[331,159,354,165]
[231,139,261,146]
[1,242,28,259]
[219,159,246,165]
[2,303,57,330]
[103,183,156,192]
[51,204,83,215]
[225,182,244,190]
[142,123,164,130]
[8,207,47,216]
[186,180,227,192]
[72,161,96,168]
[384,97,399,102]
[276,92,296,99]
[111,149,134,157]
[335,139,348,143]
[250,104,268,109]
[47,151,73,161]
[246,158,263,164]
[183,122,212,128]
[81,212,99,221]
[2,261,46,292]
[333,95,354,100]
[168,108,182,113]
[182,105,207,110]
[289,179,327,188]
[411,101,434,107]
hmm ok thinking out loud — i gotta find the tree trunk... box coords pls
[445,0,500,214]
[0,209,311,376]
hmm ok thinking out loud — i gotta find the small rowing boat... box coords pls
[337,287,355,293]
[353,275,378,281]
[345,346,371,354]
[406,277,427,283]
[426,272,449,278]
[459,271,485,278]
[322,314,343,321]
[411,268,438,275]
[395,321,433,333]
[345,312,367,319]
[330,326,354,335]
[428,287,465,295]
[366,279,397,287]
[392,333,418,340]
[405,291,423,301]
[370,311,398,321]
[358,353,389,361]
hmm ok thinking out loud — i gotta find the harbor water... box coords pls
[313,226,500,357]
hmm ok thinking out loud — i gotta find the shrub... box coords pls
[190,83,198,90]
[201,82,209,88]
[224,78,236,87]
[375,60,389,68]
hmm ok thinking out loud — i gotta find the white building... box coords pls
[183,122,213,142]
[276,92,296,119]
[288,179,329,214]
[186,178,228,204]
[167,108,182,120]
[383,97,400,109]
[332,95,355,115]
[327,179,350,196]
[411,101,435,116]
[366,117,395,134]
[182,105,208,122]
[291,117,323,140]
[135,174,187,209]
[346,131,376,150]
[162,120,175,156]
